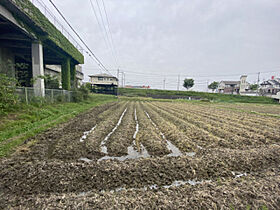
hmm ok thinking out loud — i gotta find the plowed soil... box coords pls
[0,101,279,209]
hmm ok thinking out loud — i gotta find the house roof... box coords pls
[89,73,118,81]
[221,81,240,85]
[260,78,280,86]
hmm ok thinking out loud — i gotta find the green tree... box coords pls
[208,81,219,92]
[249,84,259,91]
[85,82,92,91]
[183,78,194,90]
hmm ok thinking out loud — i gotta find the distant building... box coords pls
[218,81,240,94]
[89,74,118,86]
[75,65,84,87]
[45,65,84,88]
[89,73,118,95]
[218,75,252,95]
[259,76,280,96]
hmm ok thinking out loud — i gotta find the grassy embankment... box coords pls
[0,94,117,157]
[118,88,277,104]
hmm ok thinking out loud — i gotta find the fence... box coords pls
[16,87,74,104]
[28,0,84,54]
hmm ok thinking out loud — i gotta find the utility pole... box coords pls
[117,69,120,97]
[163,77,166,90]
[257,72,260,95]
[123,72,125,87]
[117,69,120,87]
[177,74,180,91]
[121,72,125,87]
[121,72,123,87]
[207,80,209,92]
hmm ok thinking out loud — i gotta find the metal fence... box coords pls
[28,0,84,54]
[16,87,74,104]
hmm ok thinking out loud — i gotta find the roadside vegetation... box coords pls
[118,87,277,104]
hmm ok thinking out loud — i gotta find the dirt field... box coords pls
[0,100,280,209]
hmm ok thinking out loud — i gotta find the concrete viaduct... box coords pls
[0,0,84,96]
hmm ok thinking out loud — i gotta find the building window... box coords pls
[98,77,103,81]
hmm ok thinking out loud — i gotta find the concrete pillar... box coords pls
[70,63,76,88]
[62,58,70,90]
[32,41,45,97]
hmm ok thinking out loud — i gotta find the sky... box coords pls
[41,0,280,91]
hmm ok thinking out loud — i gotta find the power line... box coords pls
[89,0,118,68]
[101,0,120,67]
[48,0,111,74]
[89,0,112,55]
[94,0,119,68]
[83,67,280,79]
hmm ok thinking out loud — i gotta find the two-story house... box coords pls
[89,73,118,95]
[218,81,240,94]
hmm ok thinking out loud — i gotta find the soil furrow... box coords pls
[136,103,170,156]
[105,103,135,156]
[163,102,280,141]
[0,145,279,196]
[152,102,275,146]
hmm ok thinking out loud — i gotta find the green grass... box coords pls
[0,94,117,157]
[118,88,277,104]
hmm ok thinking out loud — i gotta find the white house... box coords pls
[259,76,280,96]
[89,73,118,95]
[89,74,118,86]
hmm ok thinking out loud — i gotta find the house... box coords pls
[217,79,244,94]
[218,75,251,95]
[89,73,118,95]
[89,74,118,86]
[218,81,240,94]
[259,76,280,96]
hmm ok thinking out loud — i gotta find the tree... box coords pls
[208,81,219,92]
[249,84,259,91]
[183,78,194,90]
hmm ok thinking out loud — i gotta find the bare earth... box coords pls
[0,100,280,209]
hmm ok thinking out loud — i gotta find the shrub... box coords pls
[0,74,19,114]
[72,85,90,102]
